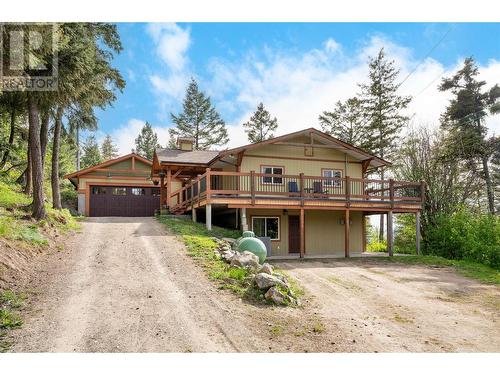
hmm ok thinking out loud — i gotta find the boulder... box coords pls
[264,286,287,304]
[222,237,237,245]
[230,251,260,270]
[254,273,287,290]
[259,263,274,275]
[221,250,236,263]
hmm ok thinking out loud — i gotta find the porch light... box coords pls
[339,218,353,225]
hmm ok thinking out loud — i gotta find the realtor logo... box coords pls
[0,23,58,91]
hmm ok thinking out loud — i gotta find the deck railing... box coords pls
[168,169,424,211]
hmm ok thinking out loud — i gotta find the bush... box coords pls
[424,209,500,269]
[394,214,416,254]
[366,240,387,252]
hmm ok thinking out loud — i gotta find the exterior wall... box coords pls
[77,193,85,215]
[246,208,363,257]
[239,141,363,178]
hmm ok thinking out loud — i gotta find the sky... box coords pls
[93,23,500,153]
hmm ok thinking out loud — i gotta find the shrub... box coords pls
[366,240,387,253]
[424,208,500,269]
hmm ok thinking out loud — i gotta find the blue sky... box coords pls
[93,23,500,152]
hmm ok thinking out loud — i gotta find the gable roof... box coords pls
[155,148,220,165]
[64,153,152,180]
[217,128,391,168]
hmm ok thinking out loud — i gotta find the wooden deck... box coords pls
[165,169,424,214]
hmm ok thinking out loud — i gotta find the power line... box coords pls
[400,25,454,89]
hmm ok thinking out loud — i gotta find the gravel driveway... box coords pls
[276,259,500,352]
[11,217,316,352]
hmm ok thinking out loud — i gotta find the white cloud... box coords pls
[110,118,172,154]
[147,23,190,71]
[324,38,341,54]
[147,23,192,119]
[206,35,500,148]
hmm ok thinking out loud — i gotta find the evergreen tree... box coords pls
[134,122,159,160]
[243,102,278,143]
[81,135,102,168]
[319,97,366,147]
[358,48,411,241]
[170,78,229,150]
[439,57,500,214]
[101,134,119,160]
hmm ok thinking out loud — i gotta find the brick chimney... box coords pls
[177,137,195,151]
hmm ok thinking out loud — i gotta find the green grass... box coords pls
[0,290,25,333]
[157,215,298,305]
[375,255,500,285]
[0,180,79,246]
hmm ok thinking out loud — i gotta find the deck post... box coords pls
[299,208,305,258]
[241,207,248,231]
[250,170,256,206]
[192,208,197,222]
[344,209,350,258]
[159,173,165,209]
[416,211,421,255]
[206,203,212,231]
[387,210,394,256]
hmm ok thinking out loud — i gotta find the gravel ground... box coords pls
[8,217,334,352]
[276,259,500,352]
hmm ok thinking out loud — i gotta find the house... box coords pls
[152,128,424,259]
[65,153,160,217]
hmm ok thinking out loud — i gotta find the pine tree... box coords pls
[358,48,411,241]
[243,102,278,143]
[81,135,102,168]
[439,57,500,214]
[135,122,159,160]
[170,79,229,150]
[319,97,366,148]
[101,134,119,160]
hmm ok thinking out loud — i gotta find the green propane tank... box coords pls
[238,237,267,264]
[236,231,256,247]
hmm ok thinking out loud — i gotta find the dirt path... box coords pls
[276,259,500,352]
[9,217,332,352]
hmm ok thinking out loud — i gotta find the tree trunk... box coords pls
[51,107,63,210]
[23,140,32,195]
[27,96,46,220]
[76,125,80,170]
[0,106,16,170]
[481,155,495,214]
[40,110,49,168]
[379,167,385,242]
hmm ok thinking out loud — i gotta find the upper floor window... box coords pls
[322,169,342,187]
[261,166,283,185]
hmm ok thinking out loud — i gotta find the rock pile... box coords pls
[213,238,300,306]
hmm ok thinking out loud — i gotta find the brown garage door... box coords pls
[89,186,160,217]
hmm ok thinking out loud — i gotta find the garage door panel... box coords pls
[89,185,160,217]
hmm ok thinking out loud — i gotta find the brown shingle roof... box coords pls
[155,148,220,165]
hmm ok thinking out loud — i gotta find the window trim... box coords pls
[251,216,280,241]
[321,168,343,188]
[260,165,284,185]
[111,187,127,196]
[131,187,146,196]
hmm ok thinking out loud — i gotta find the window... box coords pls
[151,188,160,197]
[112,187,127,196]
[91,187,106,195]
[252,217,280,240]
[261,166,283,184]
[322,169,342,187]
[131,188,146,196]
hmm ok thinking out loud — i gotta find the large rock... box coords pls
[254,273,287,290]
[264,286,287,304]
[230,251,260,270]
[221,249,237,263]
[259,263,274,275]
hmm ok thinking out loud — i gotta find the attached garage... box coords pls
[65,153,160,217]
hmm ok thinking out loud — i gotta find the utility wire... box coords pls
[400,25,454,89]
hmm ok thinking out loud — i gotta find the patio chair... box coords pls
[313,181,326,194]
[288,181,299,194]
